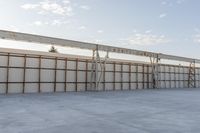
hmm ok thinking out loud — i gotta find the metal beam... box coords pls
[0,29,199,63]
[158,54,196,63]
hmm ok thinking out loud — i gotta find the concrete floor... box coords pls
[0,89,200,133]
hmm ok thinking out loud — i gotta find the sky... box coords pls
[0,0,200,59]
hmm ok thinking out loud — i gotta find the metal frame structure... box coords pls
[0,30,200,90]
[188,61,196,88]
[0,51,200,94]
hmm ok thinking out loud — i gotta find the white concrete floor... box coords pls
[0,88,200,133]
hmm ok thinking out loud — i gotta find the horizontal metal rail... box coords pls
[0,29,199,63]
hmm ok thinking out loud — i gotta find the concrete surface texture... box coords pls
[0,88,200,133]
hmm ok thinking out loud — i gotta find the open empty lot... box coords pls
[0,88,200,133]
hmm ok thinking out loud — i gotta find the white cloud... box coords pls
[193,28,200,43]
[145,30,152,34]
[126,33,170,46]
[78,26,87,30]
[161,1,167,5]
[63,0,71,4]
[194,34,200,43]
[132,29,137,33]
[52,20,63,26]
[161,0,186,6]
[97,30,104,33]
[176,0,185,4]
[21,4,39,10]
[159,13,167,18]
[194,28,200,33]
[40,1,72,15]
[33,21,43,26]
[161,1,173,6]
[22,1,73,27]
[21,0,73,16]
[32,19,69,26]
[80,5,90,10]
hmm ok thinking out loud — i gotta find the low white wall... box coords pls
[0,48,199,94]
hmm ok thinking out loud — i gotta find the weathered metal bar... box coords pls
[54,57,57,92]
[6,53,10,94]
[129,63,131,90]
[113,62,116,90]
[64,58,67,92]
[182,66,185,88]
[75,59,78,91]
[164,65,166,88]
[142,64,145,89]
[158,64,161,88]
[178,65,181,88]
[103,61,106,91]
[0,30,200,63]
[85,60,88,91]
[174,66,176,88]
[194,65,196,88]
[90,50,95,91]
[22,54,26,93]
[198,69,200,87]
[95,48,99,91]
[0,80,189,83]
[147,65,149,89]
[121,63,123,90]
[169,66,171,88]
[38,56,41,93]
[158,54,196,63]
[198,68,200,87]
[136,65,138,89]
[0,65,153,73]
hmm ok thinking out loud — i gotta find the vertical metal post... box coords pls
[85,60,88,91]
[90,49,97,91]
[147,65,149,89]
[129,63,131,90]
[95,46,100,91]
[198,69,200,88]
[157,61,161,88]
[6,53,10,94]
[178,65,181,88]
[182,66,184,88]
[169,66,171,88]
[150,55,160,89]
[103,60,106,91]
[90,47,108,91]
[164,65,166,88]
[174,66,176,88]
[95,58,98,90]
[187,65,190,88]
[142,64,145,89]
[113,62,116,91]
[194,62,196,88]
[102,51,109,91]
[38,56,41,93]
[23,55,27,93]
[54,57,57,92]
[75,58,78,92]
[136,64,138,89]
[64,58,67,92]
[121,63,123,90]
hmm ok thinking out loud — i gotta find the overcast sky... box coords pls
[0,0,200,59]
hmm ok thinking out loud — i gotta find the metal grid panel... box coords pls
[0,51,199,94]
